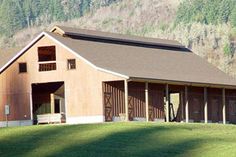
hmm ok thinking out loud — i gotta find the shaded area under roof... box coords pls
[46,31,236,87]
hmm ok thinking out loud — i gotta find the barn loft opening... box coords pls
[38,46,57,71]
[32,82,65,124]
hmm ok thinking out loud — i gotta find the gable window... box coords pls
[67,59,76,70]
[38,46,56,61]
[38,46,56,71]
[19,63,27,73]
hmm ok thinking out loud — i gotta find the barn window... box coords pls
[67,59,76,70]
[19,63,27,73]
[38,46,56,61]
[38,46,56,71]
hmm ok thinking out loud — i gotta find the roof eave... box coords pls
[129,77,236,89]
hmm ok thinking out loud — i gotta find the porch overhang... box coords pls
[128,77,236,89]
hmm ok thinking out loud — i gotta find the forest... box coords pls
[176,0,236,26]
[0,0,119,37]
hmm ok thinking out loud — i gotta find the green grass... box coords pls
[1,122,236,157]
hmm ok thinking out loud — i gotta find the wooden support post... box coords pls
[166,84,169,122]
[50,93,55,114]
[145,82,149,122]
[124,80,129,121]
[30,91,33,120]
[181,91,184,121]
[222,88,226,124]
[204,87,208,123]
[185,86,189,123]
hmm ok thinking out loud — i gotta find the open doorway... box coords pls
[31,82,65,124]
[169,92,183,122]
[165,91,184,122]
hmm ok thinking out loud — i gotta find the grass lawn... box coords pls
[0,122,236,157]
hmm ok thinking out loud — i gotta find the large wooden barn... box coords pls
[1,26,236,127]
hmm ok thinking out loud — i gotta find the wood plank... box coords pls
[124,80,129,121]
[204,87,208,123]
[222,88,226,124]
[185,86,189,123]
[166,84,169,122]
[145,82,149,122]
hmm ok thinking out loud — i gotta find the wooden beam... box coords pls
[130,78,236,89]
[29,90,33,120]
[124,80,129,121]
[204,87,208,123]
[222,88,226,124]
[181,91,184,121]
[185,86,189,123]
[145,82,149,122]
[166,84,169,122]
[50,93,55,114]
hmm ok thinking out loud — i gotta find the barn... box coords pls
[1,26,236,127]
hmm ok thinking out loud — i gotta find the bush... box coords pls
[223,42,234,57]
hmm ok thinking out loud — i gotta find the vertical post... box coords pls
[124,80,129,121]
[204,87,208,123]
[145,82,149,122]
[181,91,184,121]
[222,88,226,124]
[185,86,189,123]
[166,84,169,122]
[50,93,55,114]
[30,91,33,121]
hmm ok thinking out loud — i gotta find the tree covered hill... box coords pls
[0,0,236,77]
[0,0,119,37]
[176,0,236,26]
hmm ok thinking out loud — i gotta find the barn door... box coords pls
[192,97,201,122]
[104,92,113,121]
[229,100,236,123]
[148,93,154,121]
[210,98,220,122]
[128,96,134,120]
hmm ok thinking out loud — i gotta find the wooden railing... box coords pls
[39,61,56,72]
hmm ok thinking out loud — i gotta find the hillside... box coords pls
[1,0,236,77]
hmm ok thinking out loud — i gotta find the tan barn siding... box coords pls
[0,35,124,122]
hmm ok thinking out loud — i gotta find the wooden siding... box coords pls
[103,81,125,121]
[226,89,236,124]
[208,88,223,123]
[188,87,204,122]
[149,83,165,121]
[103,81,165,121]
[128,82,146,120]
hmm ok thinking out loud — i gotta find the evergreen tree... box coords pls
[0,0,24,36]
[231,6,236,27]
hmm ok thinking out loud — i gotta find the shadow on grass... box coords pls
[0,123,227,157]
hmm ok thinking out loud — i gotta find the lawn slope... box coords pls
[0,123,236,157]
